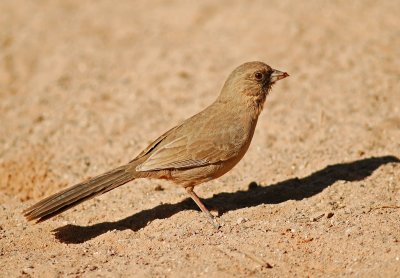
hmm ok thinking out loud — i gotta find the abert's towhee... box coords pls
[24,61,289,227]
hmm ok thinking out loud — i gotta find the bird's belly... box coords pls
[168,149,247,188]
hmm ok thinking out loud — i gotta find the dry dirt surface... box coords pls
[1,0,400,277]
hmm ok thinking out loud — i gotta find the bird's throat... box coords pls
[246,91,267,119]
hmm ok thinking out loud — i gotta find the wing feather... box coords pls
[133,104,249,172]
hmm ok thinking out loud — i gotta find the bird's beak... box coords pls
[270,69,289,83]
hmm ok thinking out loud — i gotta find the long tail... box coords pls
[23,164,136,223]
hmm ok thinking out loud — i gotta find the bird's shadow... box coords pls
[53,155,399,244]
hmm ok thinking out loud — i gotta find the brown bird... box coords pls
[23,61,289,227]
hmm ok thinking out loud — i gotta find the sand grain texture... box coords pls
[1,0,400,277]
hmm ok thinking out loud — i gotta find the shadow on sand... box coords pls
[53,155,399,244]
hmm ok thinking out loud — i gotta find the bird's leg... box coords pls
[185,187,220,228]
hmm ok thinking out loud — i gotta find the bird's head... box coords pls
[219,61,289,115]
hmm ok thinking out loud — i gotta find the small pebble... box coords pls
[236,217,248,224]
[264,262,273,268]
[310,213,325,222]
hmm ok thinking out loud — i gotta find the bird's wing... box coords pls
[132,124,181,161]
[135,122,245,172]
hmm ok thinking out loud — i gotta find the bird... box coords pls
[23,61,289,228]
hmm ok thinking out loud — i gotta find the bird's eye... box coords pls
[254,72,264,81]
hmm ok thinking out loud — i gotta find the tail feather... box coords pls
[23,164,135,223]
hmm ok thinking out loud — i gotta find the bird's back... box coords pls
[133,100,258,176]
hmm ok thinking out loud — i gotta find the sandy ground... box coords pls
[1,0,400,277]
